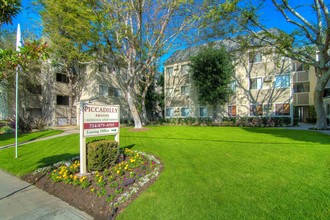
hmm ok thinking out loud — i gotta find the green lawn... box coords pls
[0,126,329,219]
[0,130,64,147]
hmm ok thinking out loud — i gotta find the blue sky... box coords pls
[5,0,320,69]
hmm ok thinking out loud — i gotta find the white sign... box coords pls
[83,104,120,137]
[79,103,120,174]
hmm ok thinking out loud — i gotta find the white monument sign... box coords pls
[79,103,120,174]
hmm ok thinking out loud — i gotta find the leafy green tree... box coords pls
[189,46,234,119]
[38,0,96,125]
[0,0,21,25]
[38,0,197,128]
[0,0,48,81]
[202,0,330,129]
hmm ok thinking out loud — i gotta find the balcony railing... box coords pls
[293,71,309,83]
[293,92,309,105]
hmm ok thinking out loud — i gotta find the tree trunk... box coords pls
[314,88,327,129]
[127,85,143,129]
[141,98,148,126]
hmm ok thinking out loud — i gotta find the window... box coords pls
[110,88,121,97]
[57,95,69,105]
[27,84,42,94]
[294,62,309,72]
[166,67,173,77]
[56,73,69,83]
[275,74,290,88]
[181,107,190,117]
[275,103,290,116]
[166,88,174,96]
[200,107,208,117]
[250,104,263,116]
[99,85,109,97]
[293,82,310,93]
[250,77,262,90]
[181,65,189,75]
[181,86,190,96]
[165,107,174,117]
[230,80,236,93]
[249,52,262,63]
[228,105,237,117]
[263,104,273,116]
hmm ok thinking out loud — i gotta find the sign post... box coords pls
[79,103,120,175]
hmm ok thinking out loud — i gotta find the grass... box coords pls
[0,126,329,219]
[0,130,64,147]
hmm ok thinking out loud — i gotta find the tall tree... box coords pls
[39,0,96,125]
[189,46,234,119]
[39,0,197,128]
[203,0,330,129]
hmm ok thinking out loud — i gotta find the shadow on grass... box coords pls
[37,153,79,169]
[121,144,135,150]
[241,127,330,145]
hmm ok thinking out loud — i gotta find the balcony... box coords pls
[292,71,309,83]
[293,92,309,105]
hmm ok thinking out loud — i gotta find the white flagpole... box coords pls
[15,23,21,159]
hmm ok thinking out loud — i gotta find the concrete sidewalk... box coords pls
[280,122,330,135]
[0,127,79,150]
[0,170,93,220]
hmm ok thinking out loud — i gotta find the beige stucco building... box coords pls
[164,40,329,123]
[0,62,129,127]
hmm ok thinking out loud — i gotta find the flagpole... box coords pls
[15,23,21,159]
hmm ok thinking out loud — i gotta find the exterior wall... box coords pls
[165,47,297,120]
[77,65,129,124]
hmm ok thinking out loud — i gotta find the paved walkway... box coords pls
[280,122,330,135]
[0,126,79,150]
[0,170,93,220]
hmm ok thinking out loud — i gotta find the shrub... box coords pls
[87,140,119,172]
[10,116,33,133]
[0,125,14,134]
[32,117,47,130]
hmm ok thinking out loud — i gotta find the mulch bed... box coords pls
[21,156,162,219]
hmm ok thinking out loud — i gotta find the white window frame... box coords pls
[250,77,262,90]
[181,85,190,96]
[99,85,109,97]
[230,80,236,93]
[263,104,273,116]
[181,64,189,75]
[228,105,237,117]
[274,74,290,89]
[199,107,208,118]
[275,103,290,116]
[166,67,173,77]
[181,107,190,117]
[249,52,262,63]
[250,104,263,116]
[165,107,174,118]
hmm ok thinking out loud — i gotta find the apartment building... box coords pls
[0,62,129,126]
[164,39,329,123]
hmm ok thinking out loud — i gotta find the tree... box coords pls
[0,0,21,25]
[0,0,48,82]
[203,0,330,129]
[189,46,234,120]
[38,0,197,128]
[39,0,96,125]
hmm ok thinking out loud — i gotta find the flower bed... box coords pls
[30,149,162,219]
